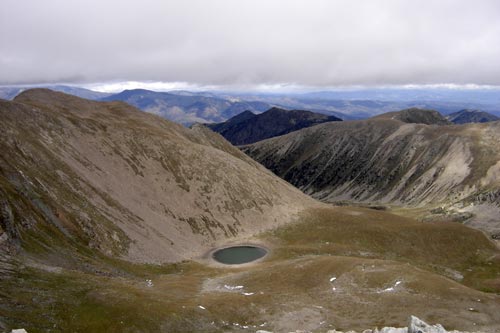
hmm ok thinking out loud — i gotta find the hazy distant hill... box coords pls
[218,89,500,119]
[0,87,25,100]
[298,88,500,105]
[101,89,274,125]
[207,107,342,145]
[0,85,111,100]
[446,109,499,124]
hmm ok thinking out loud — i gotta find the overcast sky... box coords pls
[1,0,500,90]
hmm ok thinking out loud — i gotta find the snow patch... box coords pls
[378,280,403,293]
[224,284,243,290]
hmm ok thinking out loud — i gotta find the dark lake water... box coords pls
[212,246,267,265]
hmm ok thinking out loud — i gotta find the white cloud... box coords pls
[84,81,204,93]
[1,0,500,86]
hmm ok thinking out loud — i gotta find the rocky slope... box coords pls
[0,89,314,264]
[446,109,499,124]
[207,107,342,145]
[242,110,500,237]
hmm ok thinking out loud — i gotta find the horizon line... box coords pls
[2,81,500,94]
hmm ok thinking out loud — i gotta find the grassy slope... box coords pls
[1,206,499,332]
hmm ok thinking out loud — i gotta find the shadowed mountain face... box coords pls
[243,111,500,237]
[446,109,500,124]
[0,89,312,264]
[101,89,274,125]
[207,107,342,145]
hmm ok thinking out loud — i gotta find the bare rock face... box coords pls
[0,89,314,264]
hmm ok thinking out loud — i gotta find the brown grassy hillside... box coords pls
[0,89,314,264]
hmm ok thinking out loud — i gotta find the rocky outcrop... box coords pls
[0,198,19,254]
[408,315,447,333]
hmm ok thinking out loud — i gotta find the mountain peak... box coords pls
[266,106,289,113]
[375,108,450,125]
[14,88,64,101]
[207,107,342,145]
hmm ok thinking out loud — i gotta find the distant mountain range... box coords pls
[100,89,275,125]
[207,107,342,145]
[295,88,500,105]
[446,109,499,124]
[2,85,499,125]
[214,88,500,118]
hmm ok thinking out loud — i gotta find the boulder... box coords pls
[408,316,446,333]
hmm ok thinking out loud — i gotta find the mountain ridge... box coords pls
[446,109,500,124]
[207,107,342,145]
[242,115,500,238]
[373,108,451,125]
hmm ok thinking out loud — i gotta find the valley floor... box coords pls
[1,206,500,333]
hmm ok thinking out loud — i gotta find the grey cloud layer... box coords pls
[1,0,499,86]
